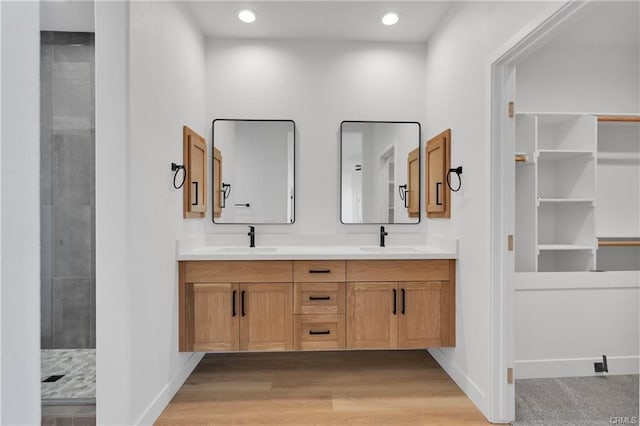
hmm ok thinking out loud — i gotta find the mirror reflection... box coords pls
[341,121,420,224]
[212,119,295,224]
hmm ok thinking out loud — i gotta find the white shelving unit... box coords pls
[517,113,640,272]
[516,113,597,272]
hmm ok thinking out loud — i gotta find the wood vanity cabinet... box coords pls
[180,261,293,352]
[179,259,455,352]
[346,260,455,349]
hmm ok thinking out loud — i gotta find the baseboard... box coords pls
[428,348,489,417]
[515,355,639,379]
[135,352,205,425]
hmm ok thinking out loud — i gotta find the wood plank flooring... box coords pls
[156,350,492,425]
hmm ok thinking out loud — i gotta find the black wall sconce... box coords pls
[171,162,186,189]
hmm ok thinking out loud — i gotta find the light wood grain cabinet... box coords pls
[407,147,420,217]
[183,126,207,218]
[179,259,455,352]
[426,129,451,218]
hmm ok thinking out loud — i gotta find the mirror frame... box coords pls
[339,120,421,225]
[211,118,296,225]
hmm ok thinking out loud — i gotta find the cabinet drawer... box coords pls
[294,282,345,314]
[346,260,451,282]
[293,260,346,282]
[184,261,293,283]
[294,314,345,350]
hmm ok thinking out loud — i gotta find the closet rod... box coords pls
[597,115,640,123]
[598,239,640,247]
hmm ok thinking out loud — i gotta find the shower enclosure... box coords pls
[40,31,96,406]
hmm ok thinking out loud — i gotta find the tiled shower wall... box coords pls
[41,32,95,349]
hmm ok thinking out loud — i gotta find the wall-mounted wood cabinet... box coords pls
[426,129,451,218]
[212,147,222,218]
[179,259,456,352]
[407,147,420,217]
[183,126,207,218]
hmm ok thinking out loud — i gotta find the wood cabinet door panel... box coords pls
[240,283,293,351]
[398,282,443,348]
[213,147,222,218]
[346,282,397,349]
[426,129,451,218]
[183,126,207,218]
[192,283,239,351]
[407,147,420,217]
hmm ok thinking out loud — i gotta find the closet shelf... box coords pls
[537,198,593,205]
[597,152,640,161]
[537,150,594,160]
[538,244,594,251]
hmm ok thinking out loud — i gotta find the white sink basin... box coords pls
[359,246,420,253]
[213,247,278,254]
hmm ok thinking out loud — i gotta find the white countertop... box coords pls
[177,245,457,261]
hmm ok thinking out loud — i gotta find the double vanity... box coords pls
[178,245,456,353]
[178,119,457,354]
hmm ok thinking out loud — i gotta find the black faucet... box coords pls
[379,226,388,247]
[248,226,255,248]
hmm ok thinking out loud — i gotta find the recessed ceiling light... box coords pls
[238,9,256,24]
[381,12,399,26]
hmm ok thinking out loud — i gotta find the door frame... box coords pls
[487,1,589,422]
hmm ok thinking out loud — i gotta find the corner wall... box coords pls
[0,1,41,423]
[421,2,562,420]
[96,1,206,423]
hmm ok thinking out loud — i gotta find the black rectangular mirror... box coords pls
[341,121,421,224]
[212,119,295,224]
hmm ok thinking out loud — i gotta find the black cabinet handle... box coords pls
[436,182,442,206]
[309,269,331,274]
[401,288,406,315]
[232,290,237,317]
[241,290,246,317]
[192,182,198,206]
[392,289,397,315]
[309,330,331,335]
[309,296,331,301]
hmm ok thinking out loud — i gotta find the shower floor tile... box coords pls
[41,349,95,400]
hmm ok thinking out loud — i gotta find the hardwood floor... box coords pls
[156,350,492,425]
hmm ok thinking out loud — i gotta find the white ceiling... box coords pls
[185,1,453,43]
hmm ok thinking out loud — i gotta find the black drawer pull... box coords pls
[309,296,331,301]
[401,288,406,315]
[232,290,237,317]
[241,290,246,317]
[309,330,331,335]
[392,289,397,315]
[309,269,331,274]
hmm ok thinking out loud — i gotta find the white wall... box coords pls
[41,0,94,32]
[517,2,639,114]
[96,1,206,423]
[421,1,562,420]
[205,39,427,245]
[0,1,41,423]
[513,1,640,380]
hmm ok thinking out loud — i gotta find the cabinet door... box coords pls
[183,126,207,218]
[407,147,420,217]
[346,282,398,349]
[426,129,451,218]
[212,147,222,218]
[192,283,239,351]
[239,283,293,351]
[398,281,445,348]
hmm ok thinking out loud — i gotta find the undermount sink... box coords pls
[213,247,278,254]
[359,246,420,253]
